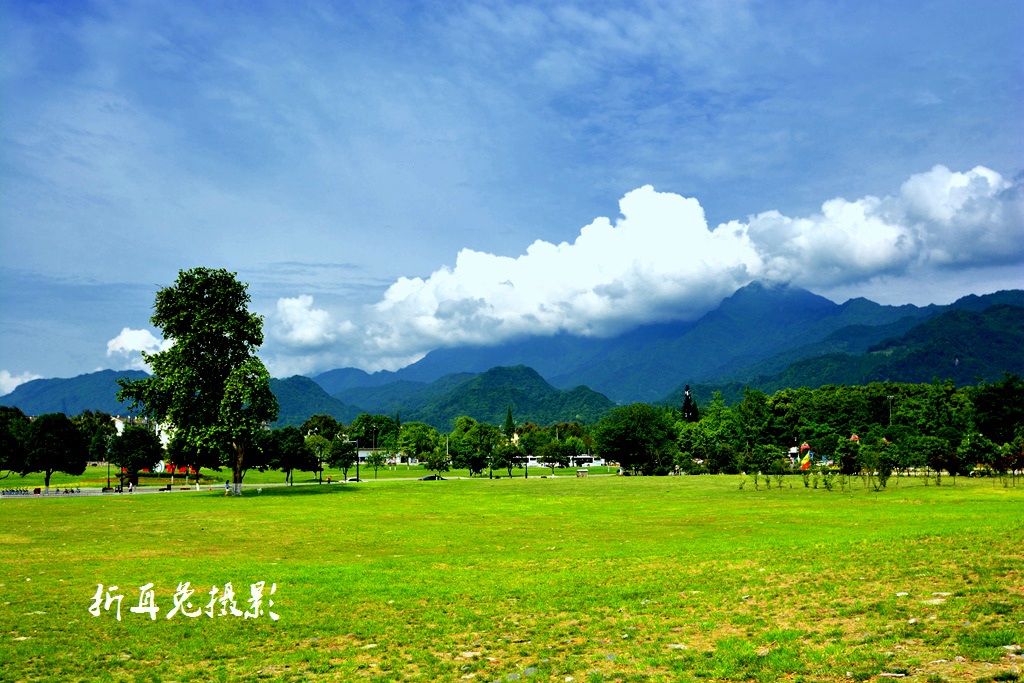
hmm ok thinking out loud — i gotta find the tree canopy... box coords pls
[23,413,87,491]
[108,425,163,486]
[261,426,317,485]
[117,268,278,495]
[592,403,677,475]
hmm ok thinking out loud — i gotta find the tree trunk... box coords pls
[232,442,244,496]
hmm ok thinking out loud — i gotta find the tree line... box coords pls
[5,268,1020,492]
[595,375,1024,483]
[3,373,1020,489]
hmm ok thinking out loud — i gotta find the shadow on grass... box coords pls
[237,484,365,498]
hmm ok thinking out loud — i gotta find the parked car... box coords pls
[344,478,364,482]
[418,475,445,481]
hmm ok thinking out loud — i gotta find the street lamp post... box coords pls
[316,442,323,484]
[371,426,378,475]
[354,438,360,482]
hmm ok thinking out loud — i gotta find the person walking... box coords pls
[224,480,230,496]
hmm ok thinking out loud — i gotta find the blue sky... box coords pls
[2,0,1022,391]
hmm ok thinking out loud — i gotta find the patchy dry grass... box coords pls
[1,475,1021,681]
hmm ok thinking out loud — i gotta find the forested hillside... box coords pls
[402,365,615,431]
[752,304,1024,390]
[0,370,149,416]
[5,290,1022,433]
[314,283,1024,404]
[268,376,363,427]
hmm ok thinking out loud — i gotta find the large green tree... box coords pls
[305,434,331,482]
[165,431,221,483]
[592,403,677,475]
[503,406,516,441]
[398,422,438,464]
[423,446,452,476]
[537,439,571,473]
[108,425,163,487]
[0,406,31,480]
[492,442,524,477]
[262,426,317,485]
[349,413,397,449]
[117,268,278,495]
[300,414,341,438]
[464,422,501,477]
[23,413,88,492]
[972,373,1024,446]
[71,410,116,453]
[327,437,358,480]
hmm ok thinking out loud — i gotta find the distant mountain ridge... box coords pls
[5,282,1022,430]
[314,282,1024,403]
[662,303,1024,407]
[0,366,614,432]
[401,365,615,431]
[1,371,363,428]
[2,369,150,416]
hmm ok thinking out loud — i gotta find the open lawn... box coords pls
[1,475,1021,682]
[3,462,618,491]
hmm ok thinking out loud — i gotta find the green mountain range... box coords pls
[399,365,615,431]
[1,371,363,429]
[333,282,1023,403]
[4,284,1022,430]
[663,303,1024,407]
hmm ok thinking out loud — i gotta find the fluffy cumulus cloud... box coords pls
[0,370,42,396]
[365,186,757,351]
[741,165,1022,286]
[274,295,345,349]
[266,165,1022,373]
[105,328,173,371]
[261,295,362,377]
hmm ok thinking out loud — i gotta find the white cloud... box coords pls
[740,165,1022,288]
[897,165,1020,266]
[0,370,42,396]
[262,295,363,377]
[260,164,1022,376]
[368,185,756,349]
[105,328,172,371]
[274,295,342,348]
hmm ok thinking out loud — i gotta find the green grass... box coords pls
[3,462,618,490]
[2,476,1021,681]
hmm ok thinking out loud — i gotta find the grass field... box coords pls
[3,462,619,491]
[2,475,1021,682]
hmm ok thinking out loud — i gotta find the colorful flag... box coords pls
[800,452,811,470]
